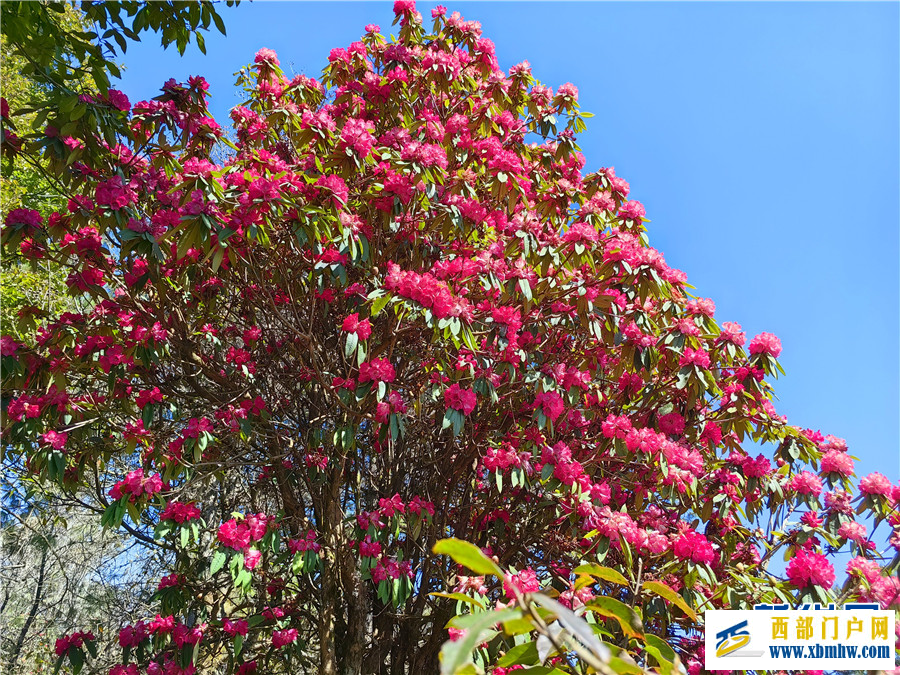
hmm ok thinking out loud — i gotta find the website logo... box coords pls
[715,619,764,658]
[715,620,750,657]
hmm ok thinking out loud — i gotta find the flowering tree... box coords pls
[2,2,898,674]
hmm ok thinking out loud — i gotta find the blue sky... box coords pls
[115,1,899,483]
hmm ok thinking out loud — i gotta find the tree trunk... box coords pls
[362,603,392,674]
[319,461,343,675]
[340,554,368,674]
[8,546,48,671]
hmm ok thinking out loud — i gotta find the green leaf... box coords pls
[643,633,677,670]
[641,580,698,621]
[531,595,611,661]
[607,656,643,675]
[370,292,392,316]
[210,550,227,574]
[572,564,628,586]
[501,616,537,635]
[441,609,520,674]
[69,648,84,674]
[518,278,532,301]
[345,331,358,359]
[585,597,643,639]
[235,567,252,588]
[497,641,539,667]
[211,9,227,35]
[433,538,503,577]
[153,521,171,545]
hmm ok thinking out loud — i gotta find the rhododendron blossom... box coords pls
[859,472,893,497]
[502,568,541,598]
[748,331,783,358]
[444,383,476,415]
[672,529,717,566]
[786,550,836,589]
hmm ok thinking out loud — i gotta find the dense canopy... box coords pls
[1,2,898,674]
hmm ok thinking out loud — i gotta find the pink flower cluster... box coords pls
[717,321,746,346]
[109,469,164,501]
[820,450,854,477]
[223,618,249,637]
[159,501,202,524]
[384,262,473,320]
[358,358,396,384]
[217,513,274,551]
[786,549,835,589]
[502,568,540,598]
[118,621,149,648]
[371,557,413,583]
[672,528,717,566]
[859,472,893,498]
[41,429,68,450]
[272,628,297,649]
[788,471,823,497]
[54,630,95,656]
[444,383,476,415]
[534,390,564,421]
[341,312,372,339]
[288,530,321,554]
[679,347,711,369]
[846,556,900,608]
[748,332,782,358]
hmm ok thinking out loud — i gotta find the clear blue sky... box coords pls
[115,1,899,483]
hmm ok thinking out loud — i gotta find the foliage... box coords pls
[1,2,236,672]
[1,0,237,167]
[1,2,898,675]
[1,3,86,342]
[1,0,237,338]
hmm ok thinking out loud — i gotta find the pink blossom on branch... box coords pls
[786,550,835,589]
[749,332,783,358]
[444,383,476,415]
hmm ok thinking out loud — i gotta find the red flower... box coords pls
[820,451,854,477]
[223,618,249,637]
[342,312,372,340]
[672,529,717,565]
[534,391,564,421]
[444,383,476,415]
[359,358,395,384]
[788,471,823,497]
[218,520,251,550]
[619,200,646,221]
[107,89,131,112]
[254,48,279,67]
[159,501,201,524]
[393,0,416,14]
[272,628,298,648]
[749,332,782,358]
[118,622,148,648]
[786,550,835,589]
[244,549,262,570]
[503,568,540,598]
[859,472,893,497]
[41,430,68,450]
